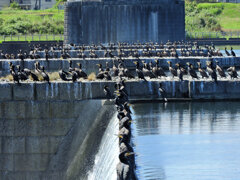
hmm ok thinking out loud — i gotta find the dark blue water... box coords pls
[132,102,240,180]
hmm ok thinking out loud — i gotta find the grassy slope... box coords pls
[0,8,64,35]
[218,3,240,31]
[186,2,240,33]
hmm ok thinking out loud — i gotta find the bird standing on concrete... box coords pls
[134,61,146,81]
[225,47,231,56]
[197,62,209,79]
[103,85,112,99]
[206,61,217,82]
[167,61,177,79]
[40,66,50,85]
[187,62,199,80]
[175,63,183,81]
[227,66,238,79]
[117,151,136,180]
[231,47,236,57]
[215,61,226,78]
[159,82,167,102]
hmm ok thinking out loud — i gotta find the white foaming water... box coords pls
[87,112,119,180]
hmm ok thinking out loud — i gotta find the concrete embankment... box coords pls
[0,80,240,101]
[0,57,239,75]
[1,79,240,179]
[0,97,115,180]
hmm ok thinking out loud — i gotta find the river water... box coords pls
[132,102,240,180]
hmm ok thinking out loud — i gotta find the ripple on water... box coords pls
[132,101,240,180]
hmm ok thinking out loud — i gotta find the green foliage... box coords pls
[0,9,64,35]
[186,2,240,33]
[10,2,21,9]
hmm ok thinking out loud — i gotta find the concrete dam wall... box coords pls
[1,80,240,101]
[1,79,240,179]
[64,0,185,44]
[0,98,115,180]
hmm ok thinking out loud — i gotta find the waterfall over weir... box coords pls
[86,112,119,180]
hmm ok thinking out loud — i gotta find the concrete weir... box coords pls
[1,79,240,179]
[0,97,115,179]
[0,80,240,101]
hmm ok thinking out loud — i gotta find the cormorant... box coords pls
[45,49,49,61]
[34,61,41,75]
[30,72,39,81]
[119,134,134,154]
[119,116,131,130]
[119,134,135,169]
[96,64,105,79]
[41,66,50,84]
[104,85,112,99]
[112,60,119,77]
[159,82,167,102]
[215,61,226,78]
[105,62,110,72]
[123,102,132,114]
[16,65,28,81]
[142,61,156,79]
[206,61,217,82]
[71,70,78,82]
[175,63,183,81]
[9,64,20,84]
[197,62,209,79]
[104,71,112,81]
[116,151,136,180]
[231,47,236,57]
[186,62,199,79]
[167,61,177,78]
[153,59,167,78]
[68,60,74,73]
[227,66,238,79]
[76,63,88,79]
[119,126,131,141]
[17,50,25,61]
[124,67,135,79]
[225,47,231,56]
[59,69,70,81]
[133,61,146,81]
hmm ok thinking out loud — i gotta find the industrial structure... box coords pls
[64,0,185,44]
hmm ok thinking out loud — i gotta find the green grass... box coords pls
[0,8,64,35]
[185,2,240,37]
[0,34,63,42]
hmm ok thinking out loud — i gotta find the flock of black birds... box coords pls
[8,61,49,84]
[1,41,238,84]
[6,57,239,85]
[0,41,237,60]
[103,79,169,180]
[104,80,136,180]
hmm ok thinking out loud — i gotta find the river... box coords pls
[132,101,240,180]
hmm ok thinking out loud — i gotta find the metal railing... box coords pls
[186,31,240,39]
[0,34,64,42]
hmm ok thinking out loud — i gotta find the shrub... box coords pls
[10,2,21,9]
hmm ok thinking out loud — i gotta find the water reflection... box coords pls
[132,102,240,180]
